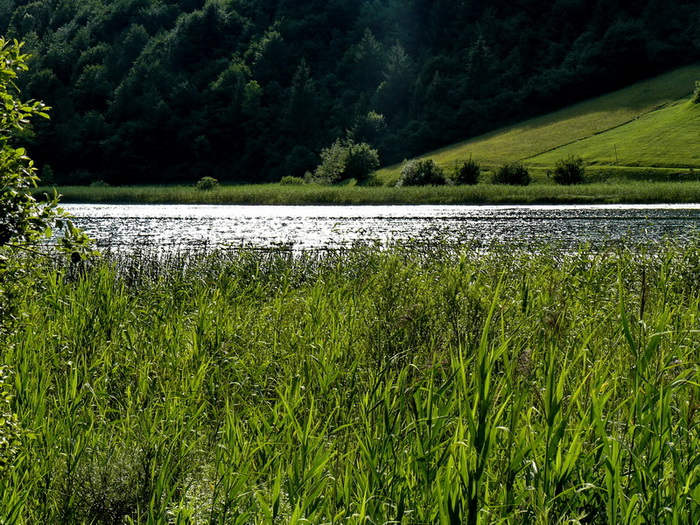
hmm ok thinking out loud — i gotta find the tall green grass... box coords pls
[3,240,700,522]
[36,178,700,205]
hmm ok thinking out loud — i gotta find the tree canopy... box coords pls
[1,0,698,185]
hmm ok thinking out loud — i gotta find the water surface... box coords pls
[64,203,700,250]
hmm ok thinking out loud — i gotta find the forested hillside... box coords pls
[2,0,699,184]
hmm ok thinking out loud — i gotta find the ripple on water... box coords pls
[62,203,700,251]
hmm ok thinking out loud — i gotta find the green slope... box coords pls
[374,63,700,185]
[530,99,700,170]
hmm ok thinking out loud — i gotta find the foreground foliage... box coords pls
[3,240,700,523]
[0,38,87,253]
[1,38,92,348]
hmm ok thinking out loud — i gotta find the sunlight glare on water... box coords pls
[63,203,700,250]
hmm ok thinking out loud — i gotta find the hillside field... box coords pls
[373,63,700,185]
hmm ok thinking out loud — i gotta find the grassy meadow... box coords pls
[3,240,700,522]
[374,63,700,185]
[530,99,700,169]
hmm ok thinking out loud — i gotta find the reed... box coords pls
[2,240,700,522]
[35,179,700,205]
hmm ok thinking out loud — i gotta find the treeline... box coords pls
[2,0,699,185]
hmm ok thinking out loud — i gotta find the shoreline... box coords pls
[35,180,700,206]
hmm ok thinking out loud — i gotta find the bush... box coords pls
[196,176,219,191]
[396,158,446,187]
[693,81,700,104]
[493,162,531,185]
[279,175,305,185]
[311,141,346,184]
[344,141,381,181]
[451,157,481,185]
[90,180,110,188]
[551,155,586,185]
[312,139,380,184]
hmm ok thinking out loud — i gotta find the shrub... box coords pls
[396,158,446,187]
[551,155,586,185]
[693,81,700,104]
[344,141,381,181]
[311,140,346,183]
[196,176,219,191]
[280,175,305,185]
[90,180,110,188]
[312,139,380,184]
[493,162,531,185]
[451,157,481,185]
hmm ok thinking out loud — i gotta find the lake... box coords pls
[64,203,700,250]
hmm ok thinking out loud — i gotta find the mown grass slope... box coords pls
[530,99,700,169]
[374,63,700,185]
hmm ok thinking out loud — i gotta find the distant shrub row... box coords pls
[277,153,588,187]
[395,155,587,187]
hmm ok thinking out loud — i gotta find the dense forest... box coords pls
[2,0,699,185]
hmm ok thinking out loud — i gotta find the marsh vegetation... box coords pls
[2,240,700,522]
[36,178,700,206]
